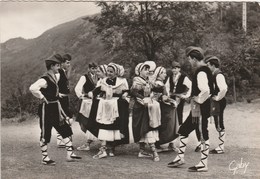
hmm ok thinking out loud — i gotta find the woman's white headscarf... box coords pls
[144,61,156,72]
[150,66,165,83]
[135,63,144,76]
[108,62,125,77]
[117,64,125,77]
[99,64,108,76]
[134,61,156,76]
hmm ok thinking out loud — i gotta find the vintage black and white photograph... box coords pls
[1,1,260,178]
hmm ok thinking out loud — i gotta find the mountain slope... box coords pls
[1,15,106,103]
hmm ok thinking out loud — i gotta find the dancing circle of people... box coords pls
[29,46,228,172]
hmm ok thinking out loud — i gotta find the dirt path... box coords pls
[1,100,260,179]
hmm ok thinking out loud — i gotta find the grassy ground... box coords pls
[1,99,260,179]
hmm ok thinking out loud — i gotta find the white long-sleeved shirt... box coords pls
[182,77,192,98]
[29,78,47,99]
[213,73,228,101]
[74,75,87,99]
[194,71,210,104]
[29,73,60,99]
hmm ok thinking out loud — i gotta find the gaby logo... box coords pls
[229,158,250,175]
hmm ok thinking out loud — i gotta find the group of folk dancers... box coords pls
[30,46,228,172]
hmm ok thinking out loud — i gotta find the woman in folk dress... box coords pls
[131,62,161,162]
[88,63,130,159]
[150,66,179,152]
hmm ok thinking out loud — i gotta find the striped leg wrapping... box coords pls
[64,137,81,160]
[167,136,188,167]
[196,140,209,168]
[64,137,73,156]
[69,136,73,142]
[174,136,188,162]
[56,133,65,146]
[216,131,225,151]
[40,140,50,162]
[178,136,188,159]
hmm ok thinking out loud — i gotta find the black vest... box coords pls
[191,66,214,97]
[57,69,70,94]
[169,73,188,94]
[40,75,59,101]
[83,73,96,93]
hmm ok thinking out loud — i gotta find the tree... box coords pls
[89,2,212,69]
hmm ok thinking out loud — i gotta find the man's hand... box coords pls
[143,102,148,107]
[193,96,200,104]
[179,94,186,99]
[212,95,217,101]
[66,117,73,126]
[143,97,151,107]
[42,97,48,104]
[122,92,128,100]
[162,95,168,102]
[87,92,93,99]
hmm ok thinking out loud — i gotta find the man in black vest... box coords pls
[205,56,228,154]
[166,61,192,125]
[58,54,72,118]
[30,54,81,166]
[56,54,73,148]
[167,47,213,172]
[75,62,98,151]
[164,61,191,151]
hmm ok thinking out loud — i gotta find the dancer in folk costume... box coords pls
[75,62,99,151]
[29,54,81,166]
[165,61,192,125]
[131,62,161,162]
[164,61,192,151]
[88,63,130,159]
[205,56,228,154]
[150,66,179,152]
[167,47,214,172]
[194,57,229,153]
[56,54,74,148]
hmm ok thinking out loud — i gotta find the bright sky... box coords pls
[0,2,101,43]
